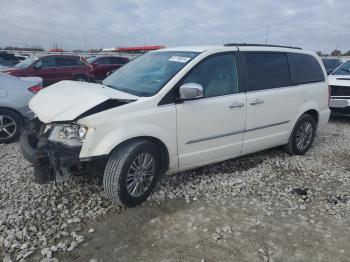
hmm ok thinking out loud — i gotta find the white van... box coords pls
[20,44,330,207]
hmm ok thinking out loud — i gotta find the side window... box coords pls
[40,57,56,68]
[56,57,79,67]
[96,57,109,65]
[110,57,128,64]
[288,53,325,84]
[243,52,290,91]
[181,54,238,98]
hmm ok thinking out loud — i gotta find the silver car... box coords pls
[0,73,42,143]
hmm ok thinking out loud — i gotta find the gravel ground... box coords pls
[0,116,349,261]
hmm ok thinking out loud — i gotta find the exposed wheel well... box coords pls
[303,109,319,124]
[113,136,169,173]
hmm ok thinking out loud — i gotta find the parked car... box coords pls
[0,73,43,143]
[0,55,95,86]
[20,44,330,207]
[322,58,343,75]
[0,52,19,67]
[86,56,129,81]
[328,60,350,114]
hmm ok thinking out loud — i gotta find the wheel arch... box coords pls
[303,109,319,124]
[108,136,170,173]
[0,106,24,124]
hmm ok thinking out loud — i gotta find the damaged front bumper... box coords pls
[20,120,103,184]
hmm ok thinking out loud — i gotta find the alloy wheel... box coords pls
[295,122,313,151]
[126,153,155,197]
[0,115,17,140]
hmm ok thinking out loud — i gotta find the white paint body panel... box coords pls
[176,93,246,168]
[28,45,330,175]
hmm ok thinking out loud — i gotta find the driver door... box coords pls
[176,53,246,168]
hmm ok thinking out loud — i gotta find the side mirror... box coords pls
[179,83,204,100]
[33,63,41,70]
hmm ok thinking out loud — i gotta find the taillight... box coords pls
[328,85,331,105]
[28,84,43,94]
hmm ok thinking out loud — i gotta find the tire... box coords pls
[284,114,316,155]
[73,75,88,82]
[0,109,22,144]
[103,139,160,207]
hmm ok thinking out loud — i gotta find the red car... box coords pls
[86,56,129,81]
[0,55,95,87]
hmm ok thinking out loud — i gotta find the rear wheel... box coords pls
[0,109,22,143]
[103,139,160,207]
[284,114,316,155]
[74,75,88,82]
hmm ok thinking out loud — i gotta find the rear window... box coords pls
[288,53,325,84]
[243,52,290,91]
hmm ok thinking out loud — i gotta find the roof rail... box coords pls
[224,43,302,50]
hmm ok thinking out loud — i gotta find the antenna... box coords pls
[265,24,270,45]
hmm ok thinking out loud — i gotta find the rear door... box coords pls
[176,52,246,168]
[93,57,111,80]
[241,51,302,153]
[55,56,83,81]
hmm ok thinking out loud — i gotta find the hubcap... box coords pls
[0,115,17,140]
[295,122,313,151]
[126,153,155,197]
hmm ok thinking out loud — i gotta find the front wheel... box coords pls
[103,139,160,207]
[284,114,316,155]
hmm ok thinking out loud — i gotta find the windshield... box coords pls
[332,60,350,76]
[102,51,199,97]
[14,57,38,69]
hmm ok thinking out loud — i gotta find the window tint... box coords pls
[56,57,79,67]
[110,57,128,64]
[40,57,56,68]
[182,54,238,98]
[96,57,110,65]
[288,53,325,84]
[332,60,350,76]
[243,52,290,91]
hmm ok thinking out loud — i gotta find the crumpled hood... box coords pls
[29,80,138,123]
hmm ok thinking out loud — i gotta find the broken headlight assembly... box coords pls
[48,124,88,147]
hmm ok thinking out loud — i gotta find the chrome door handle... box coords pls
[250,99,264,105]
[229,101,245,108]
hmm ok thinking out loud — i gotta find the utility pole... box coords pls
[336,35,340,58]
[265,24,270,45]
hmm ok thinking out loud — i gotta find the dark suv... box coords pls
[0,55,95,86]
[0,52,19,67]
[86,56,129,81]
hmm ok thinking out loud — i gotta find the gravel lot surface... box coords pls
[0,116,349,261]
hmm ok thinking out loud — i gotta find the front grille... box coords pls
[330,85,350,97]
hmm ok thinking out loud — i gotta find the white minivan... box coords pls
[20,44,330,207]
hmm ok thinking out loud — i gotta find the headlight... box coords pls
[49,124,88,147]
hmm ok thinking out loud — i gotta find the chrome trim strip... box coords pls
[245,120,290,132]
[186,130,245,144]
[185,121,290,144]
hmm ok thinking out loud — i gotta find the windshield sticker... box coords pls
[169,56,191,63]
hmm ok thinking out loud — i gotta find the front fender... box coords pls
[80,122,178,171]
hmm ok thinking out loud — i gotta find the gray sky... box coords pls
[1,0,349,53]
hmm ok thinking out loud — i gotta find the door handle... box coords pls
[250,99,264,105]
[229,101,245,108]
